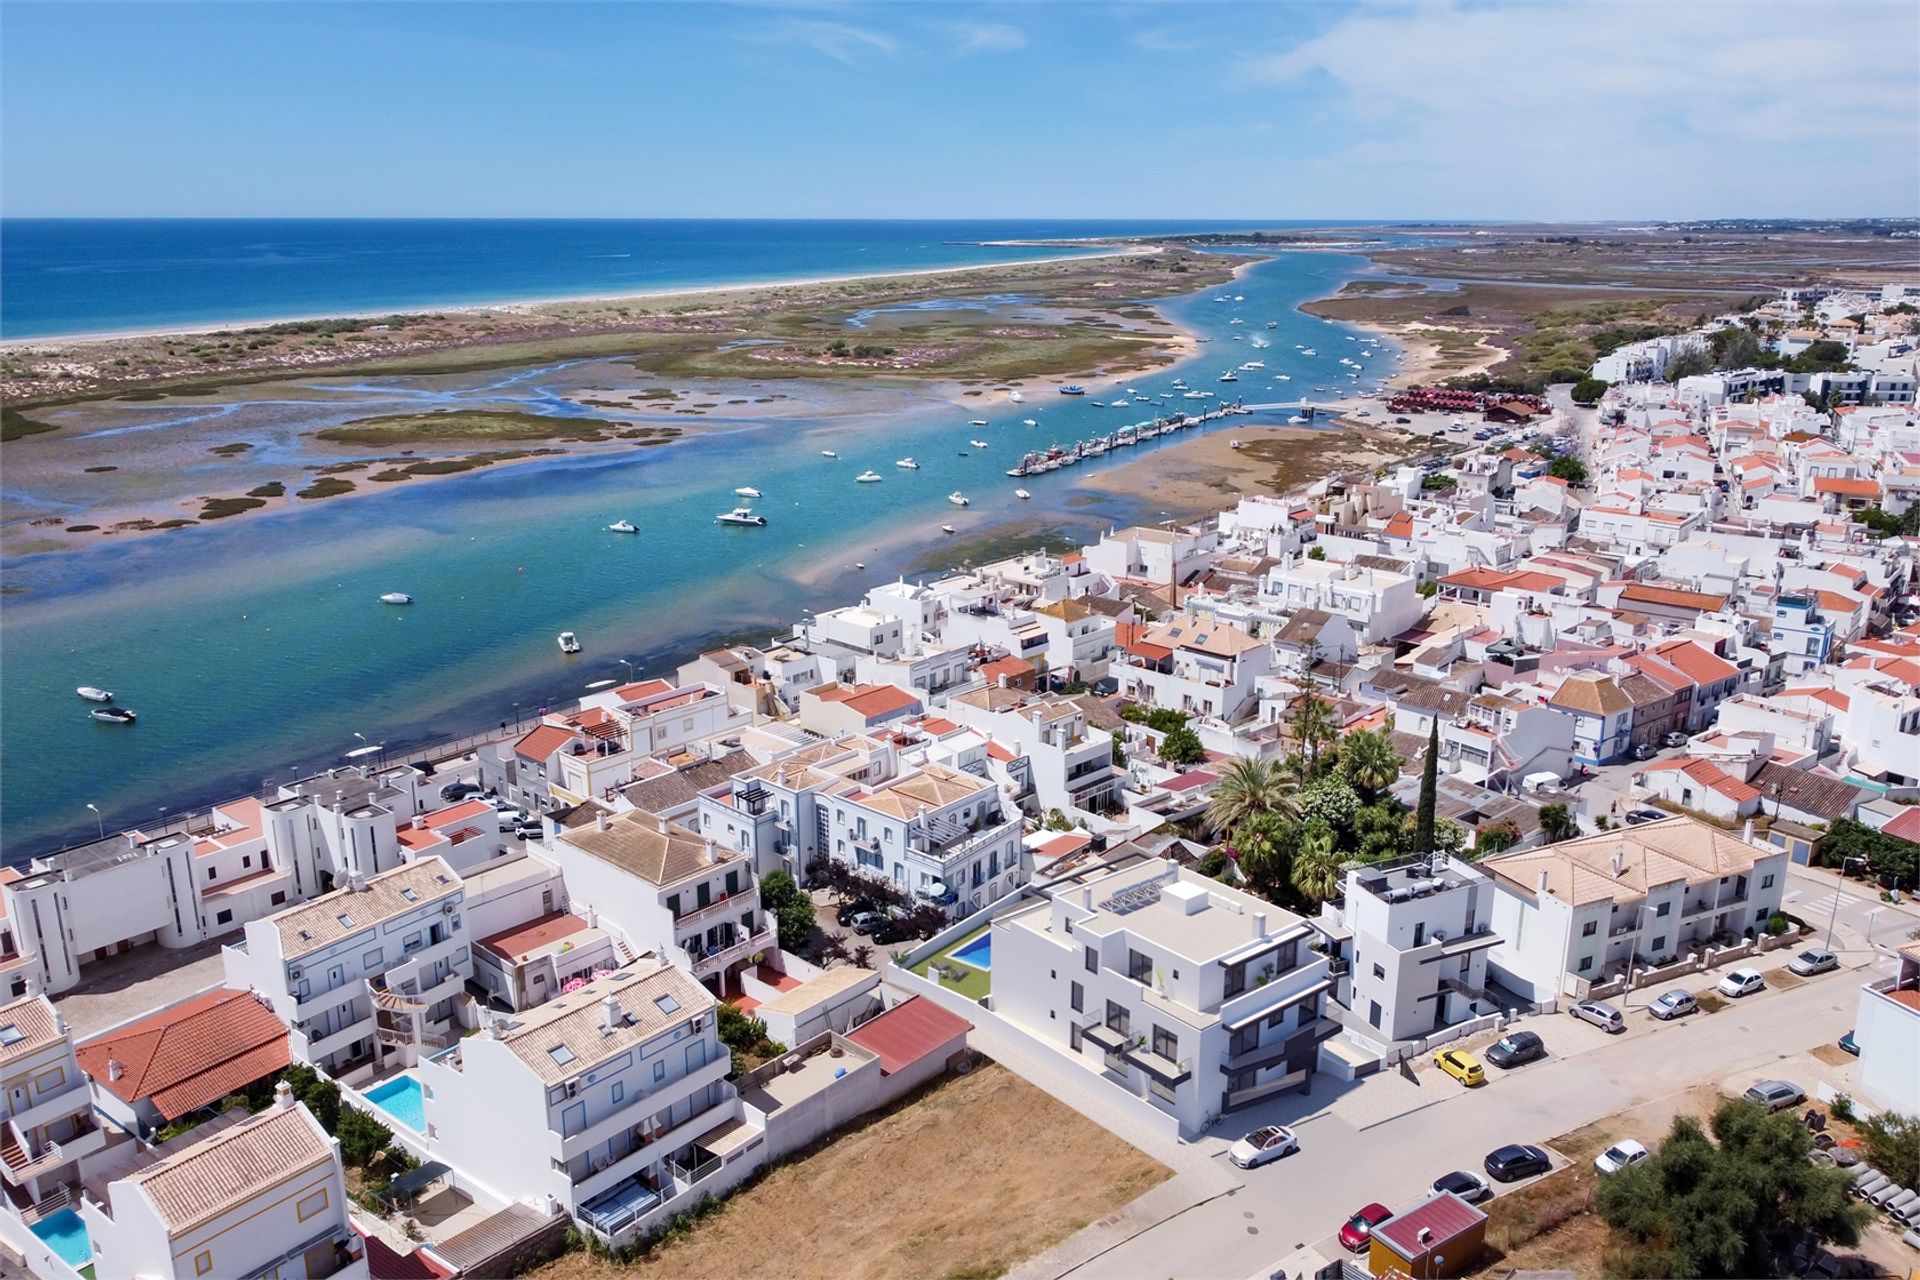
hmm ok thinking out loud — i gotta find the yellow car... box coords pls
[1434,1048,1486,1087]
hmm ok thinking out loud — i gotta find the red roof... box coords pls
[365,1233,455,1280]
[515,724,577,762]
[979,656,1034,682]
[1814,476,1879,498]
[1373,1192,1487,1257]
[1879,807,1920,845]
[845,995,971,1075]
[841,684,920,719]
[77,989,290,1121]
[1162,769,1220,793]
[477,911,593,963]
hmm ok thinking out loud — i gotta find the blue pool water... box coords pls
[31,1208,91,1268]
[366,1074,426,1132]
[950,932,993,970]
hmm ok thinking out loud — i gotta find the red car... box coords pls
[1339,1202,1394,1251]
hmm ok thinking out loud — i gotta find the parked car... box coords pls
[1227,1125,1299,1169]
[1839,1029,1860,1055]
[1485,1144,1553,1183]
[1718,967,1766,998]
[848,911,881,935]
[1595,1139,1650,1174]
[1631,742,1658,761]
[495,809,526,832]
[1570,999,1626,1033]
[1434,1048,1487,1087]
[1789,949,1840,977]
[1339,1203,1394,1251]
[1624,807,1667,825]
[1649,990,1698,1020]
[836,900,875,928]
[1744,1079,1806,1112]
[1432,1170,1492,1203]
[1663,731,1689,749]
[1485,1030,1546,1069]
[439,780,480,801]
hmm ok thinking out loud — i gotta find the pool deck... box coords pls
[910,925,992,1002]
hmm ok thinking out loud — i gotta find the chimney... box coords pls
[1611,847,1626,877]
[1417,1228,1433,1246]
[1082,887,1093,909]
[1742,817,1755,843]
[487,1016,506,1040]
[107,1058,125,1083]
[1252,911,1267,939]
[274,1080,295,1109]
[595,810,610,833]
[601,994,622,1035]
[412,814,427,830]
[347,869,365,894]
[1536,869,1550,895]
[703,838,718,865]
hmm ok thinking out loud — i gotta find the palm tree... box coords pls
[1290,820,1344,903]
[1341,729,1403,800]
[1207,758,1290,834]
[1231,810,1295,897]
[1291,695,1338,777]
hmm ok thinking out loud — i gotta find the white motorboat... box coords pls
[1230,439,1243,449]
[558,632,582,654]
[969,419,988,426]
[895,457,919,469]
[1090,401,1104,408]
[608,520,638,533]
[91,706,137,724]
[76,686,113,703]
[856,470,883,482]
[1008,390,1024,402]
[1229,318,1243,325]
[1218,371,1238,383]
[821,450,838,457]
[1015,488,1031,499]
[1274,374,1291,381]
[716,507,768,526]
[1289,415,1308,425]
[1241,361,1264,370]
[948,491,970,507]
[379,592,413,605]
[1022,418,1038,427]
[1111,398,1130,407]
[1301,348,1317,356]
[734,486,762,499]
[969,439,989,449]
[1266,321,1278,328]
[1233,294,1244,301]
[941,524,956,534]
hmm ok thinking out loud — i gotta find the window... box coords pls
[667,894,681,917]
[654,994,680,1015]
[1127,949,1153,983]
[242,854,252,868]
[653,1060,667,1082]
[1581,921,1598,937]
[215,909,233,926]
[1104,1000,1130,1037]
[296,1189,329,1222]
[1761,874,1774,889]
[1651,937,1666,953]
[271,890,287,906]
[206,867,216,881]
[1070,981,1084,1013]
[363,948,384,970]
[1084,946,1098,974]
[1152,1025,1178,1061]
[1578,957,1593,973]
[1655,902,1670,917]
[1372,963,1385,981]
[1368,1001,1382,1028]
[547,1045,576,1068]
[195,1252,215,1276]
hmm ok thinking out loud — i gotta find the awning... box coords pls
[1224,977,1335,1033]
[387,1161,450,1202]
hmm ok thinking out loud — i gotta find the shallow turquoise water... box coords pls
[950,931,994,970]
[0,248,1389,857]
[366,1073,427,1132]
[31,1208,91,1267]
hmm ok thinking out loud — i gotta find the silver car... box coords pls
[1743,1079,1806,1112]
[1649,990,1697,1020]
[1570,999,1626,1033]
[1789,949,1839,977]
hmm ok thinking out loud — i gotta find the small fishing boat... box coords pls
[1008,390,1024,402]
[1014,488,1030,500]
[734,486,762,499]
[558,632,582,653]
[91,706,137,724]
[821,450,838,458]
[1274,374,1291,381]
[76,686,113,703]
[969,419,988,427]
[941,524,957,534]
[948,491,970,507]
[895,457,919,469]
[1266,321,1278,328]
[1289,415,1308,425]
[1301,348,1317,356]
[1111,398,1130,407]
[608,520,638,533]
[379,592,413,605]
[716,507,768,526]
[1058,385,1086,396]
[856,470,883,482]
[1090,401,1104,408]
[1241,361,1265,370]
[969,439,989,449]
[1022,418,1038,427]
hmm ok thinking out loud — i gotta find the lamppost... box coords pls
[85,803,103,838]
[1828,855,1870,950]
[618,658,636,685]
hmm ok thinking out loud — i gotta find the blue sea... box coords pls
[0,220,1391,859]
[0,218,1323,338]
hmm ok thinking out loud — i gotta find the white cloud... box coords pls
[940,20,1028,55]
[1241,1,1919,217]
[750,18,899,66]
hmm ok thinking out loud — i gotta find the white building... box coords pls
[1851,943,1920,1115]
[0,995,103,1213]
[222,857,468,1080]
[1266,556,1422,646]
[992,860,1335,1137]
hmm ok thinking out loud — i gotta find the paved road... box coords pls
[1057,942,1889,1280]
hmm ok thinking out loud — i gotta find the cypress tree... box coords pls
[1415,718,1439,854]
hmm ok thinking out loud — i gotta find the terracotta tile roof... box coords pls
[843,995,970,1075]
[1144,615,1266,657]
[515,724,578,762]
[1640,758,1761,805]
[1650,639,1739,685]
[269,857,461,960]
[494,962,713,1084]
[979,656,1035,681]
[78,988,290,1120]
[0,996,65,1067]
[1750,762,1865,821]
[619,750,757,816]
[1878,807,1920,844]
[614,678,673,702]
[1813,476,1879,498]
[1618,583,1727,613]
[561,811,746,887]
[1483,815,1775,905]
[841,684,922,719]
[130,1104,334,1234]
[1550,671,1634,716]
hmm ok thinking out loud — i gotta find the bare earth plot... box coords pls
[531,1062,1169,1280]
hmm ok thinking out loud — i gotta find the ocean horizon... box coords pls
[0,217,1362,338]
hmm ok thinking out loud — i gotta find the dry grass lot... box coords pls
[531,1063,1168,1280]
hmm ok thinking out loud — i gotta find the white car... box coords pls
[1595,1138,1650,1174]
[1717,967,1766,998]
[1227,1125,1299,1169]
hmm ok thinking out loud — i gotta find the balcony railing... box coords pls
[242,1224,364,1280]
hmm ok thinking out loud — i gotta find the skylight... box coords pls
[547,1044,576,1066]
[337,914,355,928]
[401,888,418,902]
[0,1024,22,1047]
[653,994,680,1015]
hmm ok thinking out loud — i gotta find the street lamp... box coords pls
[1828,855,1871,949]
[618,658,636,685]
[157,805,168,835]
[85,803,103,838]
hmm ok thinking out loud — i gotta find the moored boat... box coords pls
[734,486,762,499]
[379,592,413,605]
[716,507,768,526]
[856,470,883,482]
[558,631,582,653]
[91,706,137,724]
[608,520,638,533]
[948,491,970,507]
[895,457,919,469]
[76,686,113,702]
[969,439,989,449]
[821,450,838,457]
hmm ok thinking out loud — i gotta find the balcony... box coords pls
[241,1223,364,1280]
[0,1115,102,1182]
[557,1057,732,1164]
[1124,1044,1192,1086]
[683,924,776,980]
[2,1085,91,1137]
[673,886,759,930]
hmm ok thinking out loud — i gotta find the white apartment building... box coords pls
[1851,943,1920,1116]
[1080,524,1219,588]
[414,964,760,1247]
[1480,817,1788,999]
[801,604,905,657]
[0,996,103,1213]
[941,691,1121,817]
[993,861,1335,1137]
[1320,856,1503,1044]
[1440,694,1574,792]
[1266,556,1422,645]
[82,1093,364,1280]
[1590,332,1708,384]
[1114,614,1273,726]
[223,858,468,1080]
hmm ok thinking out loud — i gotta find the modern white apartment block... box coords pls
[414,963,760,1246]
[1319,856,1503,1044]
[82,1092,363,1280]
[1479,817,1788,1000]
[1266,555,1423,645]
[942,691,1121,817]
[0,996,103,1213]
[1113,614,1273,726]
[1851,942,1920,1115]
[993,860,1335,1137]
[223,857,468,1080]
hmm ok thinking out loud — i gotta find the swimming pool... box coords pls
[949,931,992,970]
[366,1073,426,1132]
[31,1207,91,1268]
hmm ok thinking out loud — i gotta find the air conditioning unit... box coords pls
[565,1081,579,1097]
[442,903,456,915]
[690,1015,706,1033]
[289,967,303,981]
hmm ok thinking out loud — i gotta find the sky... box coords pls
[3,0,1917,221]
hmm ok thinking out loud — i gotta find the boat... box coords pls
[76,687,113,703]
[821,449,838,457]
[1241,361,1265,370]
[1058,386,1086,397]
[1111,398,1130,407]
[1022,418,1038,427]
[91,706,136,724]
[856,470,883,482]
[558,632,582,654]
[734,486,762,499]
[1229,318,1243,326]
[716,507,768,526]
[1015,488,1031,499]
[607,520,638,534]
[895,457,919,469]
[969,419,988,426]
[379,593,413,605]
[1289,415,1308,425]
[1266,321,1278,328]
[1274,374,1291,381]
[1233,294,1244,301]
[1008,390,1024,402]
[1301,348,1317,356]
[1230,439,1243,449]
[948,491,970,507]
[1218,371,1238,383]
[969,439,989,449]
[941,524,957,534]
